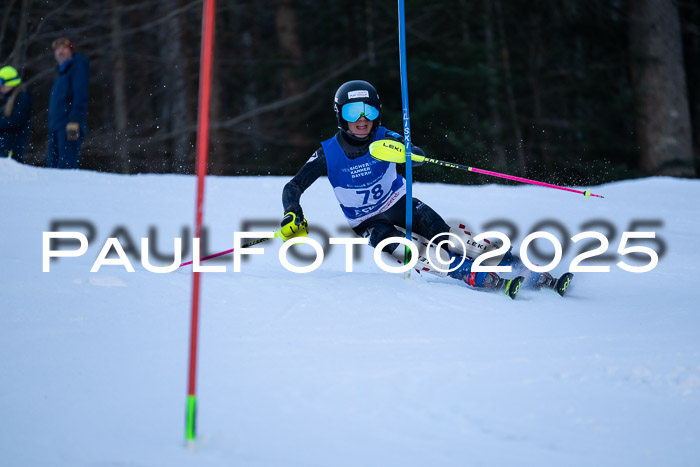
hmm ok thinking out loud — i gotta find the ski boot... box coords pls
[533,271,574,297]
[553,272,574,297]
[448,254,525,300]
[508,254,574,298]
[481,272,525,300]
[460,271,524,300]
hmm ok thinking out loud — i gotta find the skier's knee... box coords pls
[364,224,404,252]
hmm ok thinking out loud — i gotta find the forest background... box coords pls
[2,0,698,186]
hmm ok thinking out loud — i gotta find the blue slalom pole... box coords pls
[398,0,413,278]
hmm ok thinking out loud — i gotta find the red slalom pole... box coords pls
[186,0,216,445]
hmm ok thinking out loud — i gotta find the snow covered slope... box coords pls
[1,158,699,466]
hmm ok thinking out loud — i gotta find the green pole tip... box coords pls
[185,395,197,441]
[584,189,591,198]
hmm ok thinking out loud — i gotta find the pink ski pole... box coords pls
[468,166,604,198]
[421,157,604,198]
[179,232,278,268]
[370,139,604,198]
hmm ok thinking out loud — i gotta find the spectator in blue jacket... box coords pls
[47,37,89,169]
[0,65,32,163]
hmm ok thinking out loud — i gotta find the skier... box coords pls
[281,80,565,298]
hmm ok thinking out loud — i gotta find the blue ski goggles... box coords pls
[341,102,380,122]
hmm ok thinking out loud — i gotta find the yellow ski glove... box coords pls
[280,211,309,241]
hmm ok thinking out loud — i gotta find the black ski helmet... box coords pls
[334,80,382,136]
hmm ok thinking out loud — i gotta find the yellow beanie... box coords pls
[0,66,21,87]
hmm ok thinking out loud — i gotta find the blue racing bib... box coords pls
[322,127,406,227]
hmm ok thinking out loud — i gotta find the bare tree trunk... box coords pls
[0,0,18,53]
[679,1,700,164]
[208,5,234,175]
[458,0,474,43]
[178,0,197,169]
[483,0,507,171]
[528,10,550,167]
[8,0,31,67]
[208,45,226,175]
[365,0,376,67]
[628,0,695,177]
[494,0,527,175]
[275,0,305,152]
[110,1,130,174]
[159,0,191,173]
[244,0,265,156]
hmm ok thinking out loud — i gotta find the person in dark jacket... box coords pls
[0,65,32,163]
[47,37,89,169]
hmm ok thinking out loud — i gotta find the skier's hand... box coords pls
[411,144,425,167]
[280,211,308,241]
[66,122,80,141]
